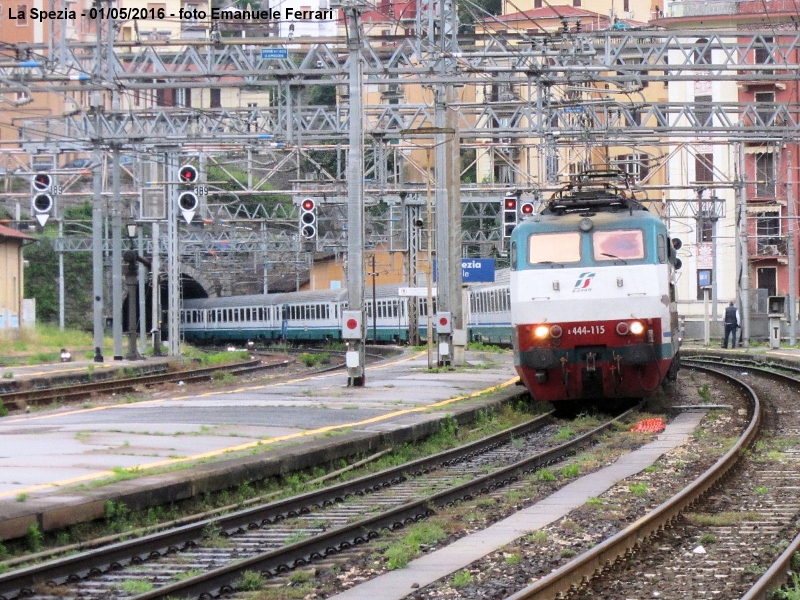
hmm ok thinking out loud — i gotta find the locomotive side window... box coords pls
[593,229,645,261]
[657,234,667,263]
[510,241,517,270]
[528,232,581,265]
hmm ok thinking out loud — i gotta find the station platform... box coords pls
[0,349,521,540]
[0,356,174,392]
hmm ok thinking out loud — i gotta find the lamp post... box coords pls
[124,222,142,360]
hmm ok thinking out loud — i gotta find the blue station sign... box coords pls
[461,258,495,283]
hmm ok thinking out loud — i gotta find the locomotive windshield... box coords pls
[592,229,645,261]
[528,232,581,265]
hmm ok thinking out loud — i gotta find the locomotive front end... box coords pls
[509,177,679,403]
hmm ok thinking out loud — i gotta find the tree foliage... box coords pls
[23,202,93,329]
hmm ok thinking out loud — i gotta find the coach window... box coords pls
[593,229,645,261]
[528,232,580,266]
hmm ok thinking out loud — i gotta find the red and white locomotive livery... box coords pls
[509,171,681,403]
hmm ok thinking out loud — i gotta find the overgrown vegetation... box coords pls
[23,203,94,328]
[377,519,448,569]
[299,352,332,367]
[0,324,111,361]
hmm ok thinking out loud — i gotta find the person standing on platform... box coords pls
[723,300,740,349]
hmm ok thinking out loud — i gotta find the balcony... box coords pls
[753,236,787,258]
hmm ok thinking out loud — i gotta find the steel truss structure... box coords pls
[3,27,800,263]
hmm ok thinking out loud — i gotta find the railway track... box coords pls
[0,407,637,600]
[0,355,297,412]
[493,358,800,600]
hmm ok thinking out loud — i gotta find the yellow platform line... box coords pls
[0,371,517,499]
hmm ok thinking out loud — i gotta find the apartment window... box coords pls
[175,88,191,108]
[755,211,781,257]
[614,154,648,181]
[534,0,542,7]
[693,38,711,66]
[696,218,713,244]
[156,85,174,107]
[16,3,27,23]
[755,91,774,126]
[210,88,221,108]
[694,94,712,128]
[755,36,773,74]
[755,153,776,198]
[695,153,713,183]
[623,0,629,11]
[573,0,581,6]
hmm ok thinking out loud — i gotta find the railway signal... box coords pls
[503,195,518,237]
[520,202,534,217]
[178,164,199,223]
[299,198,317,239]
[178,164,198,184]
[31,173,54,226]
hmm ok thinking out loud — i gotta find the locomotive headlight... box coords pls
[534,325,550,339]
[630,321,645,335]
[616,322,630,335]
[549,325,563,338]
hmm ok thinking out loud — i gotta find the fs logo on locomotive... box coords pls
[572,272,596,292]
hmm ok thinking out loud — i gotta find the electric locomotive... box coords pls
[509,170,681,402]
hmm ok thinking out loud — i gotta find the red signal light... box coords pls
[179,165,198,184]
[346,318,358,330]
[439,316,449,327]
[302,199,315,211]
[521,203,534,215]
[504,198,517,210]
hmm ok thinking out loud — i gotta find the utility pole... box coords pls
[151,222,162,355]
[111,145,123,359]
[91,2,104,362]
[166,151,181,356]
[430,0,461,366]
[342,0,367,386]
[788,150,796,345]
[58,218,64,330]
[737,142,750,348]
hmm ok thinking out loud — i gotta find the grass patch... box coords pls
[698,533,717,544]
[535,468,556,482]
[628,482,648,496]
[298,352,332,367]
[560,464,580,478]
[451,570,474,587]
[117,579,154,594]
[380,520,448,570]
[181,346,250,367]
[237,570,266,591]
[1,325,113,359]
